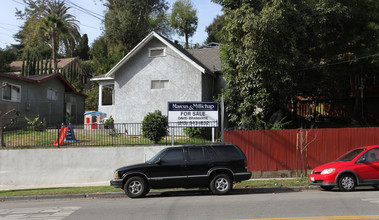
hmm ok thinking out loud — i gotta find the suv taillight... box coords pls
[244,160,248,170]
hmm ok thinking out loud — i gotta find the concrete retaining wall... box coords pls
[0,146,167,190]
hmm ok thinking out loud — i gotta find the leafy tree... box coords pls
[0,47,17,72]
[90,36,127,74]
[103,0,170,51]
[217,0,313,128]
[213,0,379,128]
[85,83,99,111]
[75,34,90,60]
[170,0,198,49]
[142,110,168,144]
[205,15,224,44]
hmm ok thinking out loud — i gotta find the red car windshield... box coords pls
[335,148,365,162]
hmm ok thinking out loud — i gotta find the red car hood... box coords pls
[312,161,353,172]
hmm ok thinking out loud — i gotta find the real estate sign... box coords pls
[168,102,218,127]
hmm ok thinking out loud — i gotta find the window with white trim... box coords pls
[149,48,165,57]
[102,84,114,105]
[2,83,21,102]
[47,88,58,100]
[151,80,169,90]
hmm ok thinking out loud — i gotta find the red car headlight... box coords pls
[321,168,335,175]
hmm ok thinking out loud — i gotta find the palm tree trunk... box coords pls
[52,30,57,73]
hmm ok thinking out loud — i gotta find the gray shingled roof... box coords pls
[157,33,221,74]
[186,47,221,73]
[0,72,86,96]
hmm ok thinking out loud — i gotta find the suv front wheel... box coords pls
[210,174,232,195]
[124,176,150,198]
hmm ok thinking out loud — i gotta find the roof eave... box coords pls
[90,77,115,81]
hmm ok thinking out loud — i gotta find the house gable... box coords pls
[104,31,209,79]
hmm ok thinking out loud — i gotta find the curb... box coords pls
[0,186,319,201]
[0,192,127,201]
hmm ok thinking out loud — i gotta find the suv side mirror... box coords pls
[155,157,162,164]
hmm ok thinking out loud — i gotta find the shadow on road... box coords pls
[146,187,311,198]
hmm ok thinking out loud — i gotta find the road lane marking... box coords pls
[0,206,80,220]
[232,215,379,220]
[362,198,379,204]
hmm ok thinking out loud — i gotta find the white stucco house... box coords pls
[91,31,223,123]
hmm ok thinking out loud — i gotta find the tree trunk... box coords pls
[185,34,189,49]
[52,30,57,73]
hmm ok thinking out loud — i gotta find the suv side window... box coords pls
[188,147,211,161]
[161,148,184,163]
[213,145,241,160]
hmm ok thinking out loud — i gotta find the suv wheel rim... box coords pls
[215,177,229,191]
[341,177,354,190]
[129,181,142,194]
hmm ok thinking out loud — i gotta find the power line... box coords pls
[11,0,27,7]
[80,23,100,30]
[0,25,19,33]
[295,52,379,72]
[0,22,21,28]
[65,0,104,21]
[66,0,103,18]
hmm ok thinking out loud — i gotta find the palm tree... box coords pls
[41,15,65,71]
[40,0,80,71]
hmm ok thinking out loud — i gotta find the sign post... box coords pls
[168,102,219,145]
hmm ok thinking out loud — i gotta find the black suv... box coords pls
[110,144,251,198]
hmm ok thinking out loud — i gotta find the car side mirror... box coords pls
[357,157,366,163]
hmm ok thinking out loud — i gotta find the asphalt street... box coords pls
[1,187,379,220]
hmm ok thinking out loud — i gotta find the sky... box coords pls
[0,0,223,49]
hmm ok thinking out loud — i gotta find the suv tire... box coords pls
[124,176,150,198]
[210,174,232,195]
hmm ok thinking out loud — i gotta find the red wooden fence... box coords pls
[224,127,379,171]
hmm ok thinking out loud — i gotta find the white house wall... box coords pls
[99,38,206,123]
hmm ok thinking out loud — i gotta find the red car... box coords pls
[309,145,379,191]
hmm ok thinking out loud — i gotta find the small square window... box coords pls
[47,88,58,100]
[149,48,165,57]
[2,84,21,102]
[151,80,169,90]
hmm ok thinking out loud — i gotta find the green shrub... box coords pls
[104,116,114,129]
[184,127,207,138]
[142,110,168,144]
[24,115,46,131]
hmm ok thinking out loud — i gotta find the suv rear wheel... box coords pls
[124,176,150,198]
[210,174,232,195]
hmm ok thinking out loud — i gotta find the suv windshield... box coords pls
[335,149,365,162]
